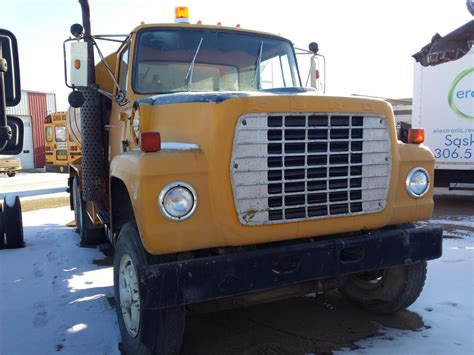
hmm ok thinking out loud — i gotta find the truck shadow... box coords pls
[91,247,426,355]
[181,290,425,355]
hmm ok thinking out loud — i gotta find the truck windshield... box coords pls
[133,28,301,94]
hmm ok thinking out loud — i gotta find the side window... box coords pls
[45,126,53,142]
[56,150,68,161]
[260,55,285,89]
[118,47,130,94]
[55,126,67,142]
[280,54,294,87]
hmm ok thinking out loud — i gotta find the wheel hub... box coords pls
[119,254,140,338]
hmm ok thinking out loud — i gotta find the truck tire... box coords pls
[72,176,105,246]
[114,223,185,355]
[339,261,427,314]
[7,171,16,177]
[3,195,24,248]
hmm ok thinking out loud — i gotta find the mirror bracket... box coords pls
[64,33,129,107]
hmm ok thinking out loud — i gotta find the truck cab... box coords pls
[66,9,442,355]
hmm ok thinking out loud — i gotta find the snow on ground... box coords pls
[430,218,474,228]
[0,206,473,355]
[433,187,474,197]
[0,171,67,198]
[0,207,120,355]
[339,243,474,355]
[337,219,474,355]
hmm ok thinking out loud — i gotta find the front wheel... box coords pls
[114,223,185,355]
[339,261,427,314]
[7,171,16,177]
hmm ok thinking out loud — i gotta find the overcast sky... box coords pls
[1,0,471,111]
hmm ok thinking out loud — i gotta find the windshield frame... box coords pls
[131,26,302,95]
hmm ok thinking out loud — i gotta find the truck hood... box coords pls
[135,87,316,107]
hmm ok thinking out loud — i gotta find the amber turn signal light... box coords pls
[408,128,424,144]
[141,132,161,152]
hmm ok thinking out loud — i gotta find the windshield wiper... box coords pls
[254,41,264,90]
[184,37,204,91]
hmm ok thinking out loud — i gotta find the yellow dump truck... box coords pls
[64,3,442,354]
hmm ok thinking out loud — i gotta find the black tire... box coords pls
[114,223,185,355]
[3,195,24,248]
[339,261,427,314]
[7,171,16,177]
[72,176,105,246]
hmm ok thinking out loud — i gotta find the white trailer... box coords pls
[412,48,474,187]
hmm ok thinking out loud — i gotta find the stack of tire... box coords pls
[0,195,24,249]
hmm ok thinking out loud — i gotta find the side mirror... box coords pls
[66,41,89,88]
[307,42,325,93]
[0,115,24,155]
[0,29,21,106]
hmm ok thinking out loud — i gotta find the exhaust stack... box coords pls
[77,0,106,201]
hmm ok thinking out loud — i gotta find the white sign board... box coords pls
[412,49,474,170]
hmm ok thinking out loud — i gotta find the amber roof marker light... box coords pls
[175,6,190,24]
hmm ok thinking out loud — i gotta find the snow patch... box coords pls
[430,218,474,229]
[67,323,88,334]
[1,206,473,355]
[69,294,107,304]
[0,207,120,355]
[338,237,474,354]
[67,268,113,292]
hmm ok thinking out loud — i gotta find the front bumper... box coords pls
[140,225,442,309]
[0,166,20,172]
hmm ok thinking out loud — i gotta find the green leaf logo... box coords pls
[448,67,474,119]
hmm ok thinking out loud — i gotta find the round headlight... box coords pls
[159,182,197,221]
[406,167,430,198]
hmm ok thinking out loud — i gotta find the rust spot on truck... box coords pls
[242,210,257,222]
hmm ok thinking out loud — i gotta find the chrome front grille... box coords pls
[231,113,391,226]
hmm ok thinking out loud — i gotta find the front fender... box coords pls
[389,142,436,223]
[109,149,215,254]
